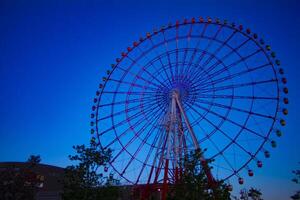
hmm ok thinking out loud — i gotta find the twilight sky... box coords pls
[0,0,299,199]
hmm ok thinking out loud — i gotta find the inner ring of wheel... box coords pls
[108,36,256,172]
[123,48,233,151]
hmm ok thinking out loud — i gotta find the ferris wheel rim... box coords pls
[91,17,287,185]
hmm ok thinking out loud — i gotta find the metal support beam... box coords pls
[148,90,216,200]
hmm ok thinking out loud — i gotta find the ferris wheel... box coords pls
[90,17,288,195]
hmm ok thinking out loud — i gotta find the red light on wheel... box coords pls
[238,177,244,185]
[257,161,263,168]
[248,170,254,177]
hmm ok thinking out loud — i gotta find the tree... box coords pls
[166,149,231,200]
[27,155,41,165]
[62,139,120,200]
[231,188,263,200]
[248,188,263,200]
[291,163,300,200]
[0,155,43,200]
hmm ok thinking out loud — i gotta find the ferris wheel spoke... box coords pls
[98,105,140,121]
[190,48,262,88]
[187,100,216,130]
[211,37,252,65]
[180,50,188,79]
[184,24,223,79]
[186,102,253,157]
[103,105,164,150]
[146,128,168,184]
[188,58,227,88]
[108,78,158,91]
[181,26,193,69]
[193,99,275,120]
[179,24,194,81]
[181,23,209,81]
[195,127,236,174]
[187,23,194,38]
[110,105,165,163]
[211,162,233,172]
[140,96,166,112]
[189,37,253,84]
[126,55,171,89]
[153,132,170,183]
[191,62,272,90]
[161,31,175,81]
[98,95,157,108]
[187,29,238,83]
[153,113,177,183]
[104,115,147,149]
[120,113,163,175]
[179,24,206,81]
[207,49,262,82]
[200,29,238,69]
[135,46,171,88]
[183,49,206,81]
[131,100,166,130]
[193,79,277,94]
[99,100,161,136]
[136,46,168,78]
[102,90,158,95]
[188,108,228,154]
[98,97,159,121]
[185,102,237,172]
[135,126,163,183]
[117,65,163,88]
[190,102,266,139]
[127,99,166,126]
[197,94,278,101]
[184,49,198,77]
[148,38,173,86]
[175,27,179,81]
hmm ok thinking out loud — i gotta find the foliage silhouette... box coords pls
[62,139,120,200]
[291,163,300,200]
[0,155,43,200]
[165,149,231,200]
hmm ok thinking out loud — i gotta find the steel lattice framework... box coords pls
[90,17,288,197]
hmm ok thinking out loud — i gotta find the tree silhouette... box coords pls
[62,139,120,200]
[27,155,41,165]
[291,163,300,200]
[248,188,263,200]
[231,188,263,200]
[166,149,231,200]
[0,155,43,200]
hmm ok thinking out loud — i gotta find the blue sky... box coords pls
[0,0,299,199]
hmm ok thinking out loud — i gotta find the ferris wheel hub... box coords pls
[171,89,180,98]
[168,80,192,102]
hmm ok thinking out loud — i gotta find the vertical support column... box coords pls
[174,92,199,149]
[176,106,185,182]
[174,92,216,186]
[161,158,169,200]
[171,92,179,184]
[161,91,177,200]
[150,90,216,200]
